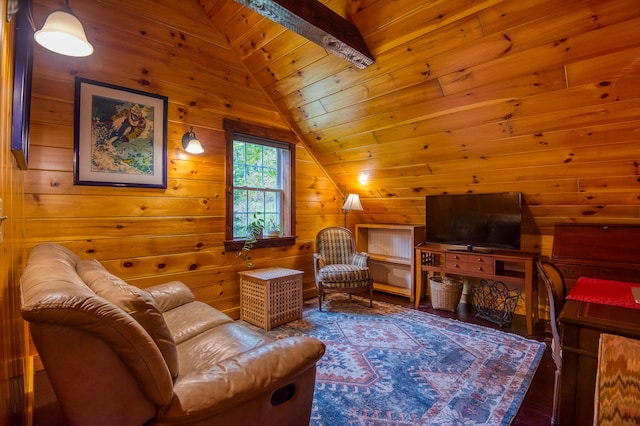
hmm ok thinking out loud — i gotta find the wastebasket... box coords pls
[429,276,463,312]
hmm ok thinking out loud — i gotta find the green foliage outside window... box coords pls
[232,141,282,239]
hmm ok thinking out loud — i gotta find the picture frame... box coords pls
[74,77,168,188]
[11,0,34,170]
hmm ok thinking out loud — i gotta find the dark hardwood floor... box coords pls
[33,291,554,425]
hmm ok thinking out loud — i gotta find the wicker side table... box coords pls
[238,267,303,331]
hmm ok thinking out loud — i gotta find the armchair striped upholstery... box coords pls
[313,227,373,311]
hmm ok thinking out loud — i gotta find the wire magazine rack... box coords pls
[472,279,521,327]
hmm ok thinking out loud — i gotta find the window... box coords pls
[223,119,297,251]
[232,140,285,238]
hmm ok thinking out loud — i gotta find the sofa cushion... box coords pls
[176,322,271,374]
[76,259,179,378]
[145,280,196,313]
[163,300,234,345]
[318,264,369,282]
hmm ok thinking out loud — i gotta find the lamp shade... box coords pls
[342,193,363,211]
[182,128,204,154]
[34,9,94,57]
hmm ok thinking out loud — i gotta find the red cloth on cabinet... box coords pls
[567,276,640,310]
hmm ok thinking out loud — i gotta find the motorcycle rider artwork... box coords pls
[107,103,149,147]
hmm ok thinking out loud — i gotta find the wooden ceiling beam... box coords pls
[234,0,375,69]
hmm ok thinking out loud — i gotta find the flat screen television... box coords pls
[425,192,522,252]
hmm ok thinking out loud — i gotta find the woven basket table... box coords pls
[238,267,303,331]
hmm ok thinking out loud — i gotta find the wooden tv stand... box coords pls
[415,244,539,335]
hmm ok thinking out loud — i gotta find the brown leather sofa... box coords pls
[20,243,325,426]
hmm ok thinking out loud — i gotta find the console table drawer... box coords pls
[445,253,467,262]
[468,263,495,274]
[443,253,497,274]
[445,253,469,272]
[468,255,495,274]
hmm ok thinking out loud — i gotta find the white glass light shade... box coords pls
[185,139,204,154]
[342,193,363,211]
[182,128,204,154]
[34,9,94,57]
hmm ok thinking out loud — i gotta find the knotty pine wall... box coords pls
[26,0,345,319]
[13,0,639,421]
[205,0,640,258]
[22,0,640,327]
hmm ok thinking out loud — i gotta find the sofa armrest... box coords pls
[158,336,326,422]
[145,281,195,312]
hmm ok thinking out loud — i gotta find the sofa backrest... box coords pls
[76,258,179,378]
[20,243,174,406]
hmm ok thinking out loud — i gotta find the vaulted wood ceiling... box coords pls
[199,0,640,247]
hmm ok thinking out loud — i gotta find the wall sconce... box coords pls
[182,127,204,154]
[34,0,93,57]
[358,172,369,184]
[342,193,363,228]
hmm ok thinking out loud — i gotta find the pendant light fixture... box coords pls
[34,0,93,57]
[182,127,204,154]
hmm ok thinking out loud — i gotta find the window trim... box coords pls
[223,118,297,252]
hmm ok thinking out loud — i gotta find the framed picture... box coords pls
[74,77,168,188]
[11,0,34,170]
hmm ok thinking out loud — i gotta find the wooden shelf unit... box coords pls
[355,224,426,301]
[415,244,538,335]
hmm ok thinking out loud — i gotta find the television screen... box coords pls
[425,193,522,251]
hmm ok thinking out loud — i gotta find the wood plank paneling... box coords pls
[14,0,640,420]
[26,0,346,324]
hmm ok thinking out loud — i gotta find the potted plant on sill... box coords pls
[248,212,265,240]
[266,217,281,238]
[237,212,265,268]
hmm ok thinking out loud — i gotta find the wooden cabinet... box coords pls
[559,300,640,425]
[551,224,640,289]
[552,223,640,425]
[415,244,539,334]
[355,224,425,301]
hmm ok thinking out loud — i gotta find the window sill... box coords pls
[224,236,297,252]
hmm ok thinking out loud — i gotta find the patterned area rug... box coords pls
[242,295,545,426]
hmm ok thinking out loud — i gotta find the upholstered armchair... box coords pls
[313,227,373,311]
